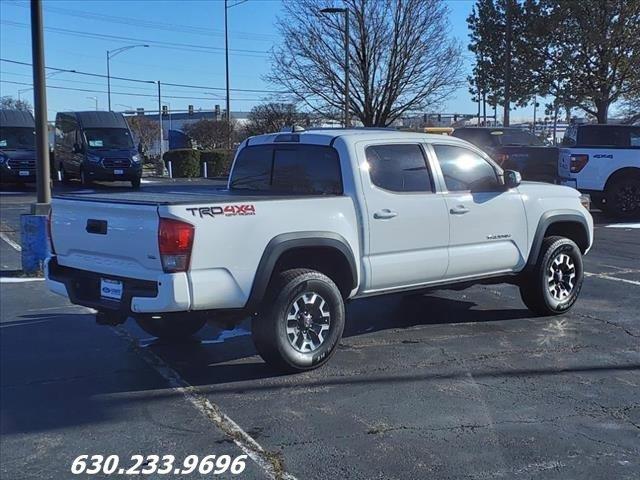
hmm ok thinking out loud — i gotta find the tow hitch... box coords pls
[95,310,127,326]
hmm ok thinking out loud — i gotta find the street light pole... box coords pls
[320,7,350,128]
[106,44,149,111]
[223,0,248,150]
[87,96,98,111]
[157,81,163,159]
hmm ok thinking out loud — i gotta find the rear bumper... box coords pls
[45,256,191,314]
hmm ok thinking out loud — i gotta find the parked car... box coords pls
[46,128,593,372]
[54,111,142,188]
[452,127,558,183]
[559,124,640,218]
[0,109,36,184]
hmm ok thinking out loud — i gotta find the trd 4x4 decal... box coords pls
[186,204,256,218]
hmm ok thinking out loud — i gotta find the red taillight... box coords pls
[47,209,56,254]
[496,153,509,165]
[570,154,589,173]
[158,218,194,273]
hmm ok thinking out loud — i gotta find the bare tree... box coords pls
[268,0,462,127]
[183,119,238,150]
[1,96,33,113]
[126,115,157,158]
[242,103,311,137]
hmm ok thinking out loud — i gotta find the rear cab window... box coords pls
[230,144,343,195]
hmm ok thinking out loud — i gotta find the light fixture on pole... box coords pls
[18,70,73,101]
[320,6,350,128]
[106,44,149,111]
[86,96,98,111]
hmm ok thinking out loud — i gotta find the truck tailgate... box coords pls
[51,198,162,280]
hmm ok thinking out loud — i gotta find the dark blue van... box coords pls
[54,111,142,188]
[0,109,37,184]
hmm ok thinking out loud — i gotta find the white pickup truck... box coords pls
[46,129,593,371]
[559,124,640,217]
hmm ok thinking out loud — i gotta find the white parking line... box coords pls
[112,326,297,480]
[605,223,640,229]
[0,277,44,283]
[585,272,640,286]
[0,232,22,251]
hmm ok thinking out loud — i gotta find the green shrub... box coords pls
[163,149,201,178]
[200,149,235,177]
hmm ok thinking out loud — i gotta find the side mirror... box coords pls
[73,143,83,154]
[504,169,522,188]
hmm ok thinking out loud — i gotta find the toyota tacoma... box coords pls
[46,128,594,371]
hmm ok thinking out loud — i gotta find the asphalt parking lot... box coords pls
[1,179,639,480]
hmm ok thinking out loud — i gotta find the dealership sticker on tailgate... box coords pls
[101,278,123,300]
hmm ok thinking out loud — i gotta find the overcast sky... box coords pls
[1,0,542,122]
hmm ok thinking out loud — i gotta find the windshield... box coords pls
[0,127,36,149]
[490,129,543,146]
[84,128,134,149]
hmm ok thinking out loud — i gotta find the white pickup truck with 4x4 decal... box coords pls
[559,124,640,217]
[46,128,593,371]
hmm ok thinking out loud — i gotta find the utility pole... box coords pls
[503,0,513,127]
[320,7,350,128]
[224,0,231,150]
[344,8,350,128]
[30,0,50,212]
[22,0,51,275]
[106,51,111,111]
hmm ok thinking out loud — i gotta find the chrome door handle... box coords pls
[449,205,470,215]
[373,209,398,219]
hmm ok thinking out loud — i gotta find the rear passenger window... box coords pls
[365,144,433,193]
[230,144,342,195]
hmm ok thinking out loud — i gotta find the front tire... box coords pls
[252,269,345,372]
[135,316,206,340]
[519,236,584,316]
[131,177,141,189]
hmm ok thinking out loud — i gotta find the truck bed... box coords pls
[54,188,321,205]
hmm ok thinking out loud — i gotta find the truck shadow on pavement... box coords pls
[139,292,536,386]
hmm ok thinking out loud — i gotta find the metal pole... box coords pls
[30,0,50,211]
[344,9,350,128]
[224,0,231,149]
[532,95,537,134]
[157,81,163,159]
[107,51,111,111]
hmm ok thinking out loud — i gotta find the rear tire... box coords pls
[519,236,584,316]
[603,175,640,218]
[135,316,206,340]
[252,269,345,372]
